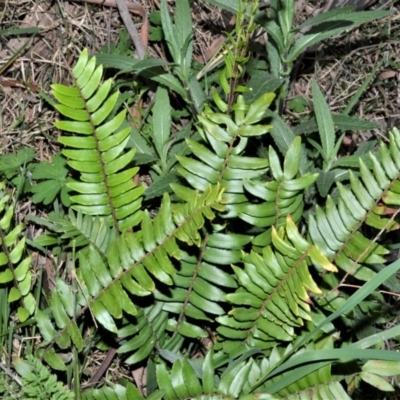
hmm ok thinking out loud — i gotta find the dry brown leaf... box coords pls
[378,70,397,80]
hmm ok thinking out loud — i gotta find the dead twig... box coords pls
[115,0,147,59]
[73,0,148,59]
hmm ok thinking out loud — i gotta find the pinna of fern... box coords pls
[51,48,144,232]
[0,180,35,323]
[308,127,400,283]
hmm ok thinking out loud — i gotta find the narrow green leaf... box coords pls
[268,145,283,181]
[177,320,208,338]
[51,291,69,329]
[14,257,30,281]
[312,80,335,164]
[95,110,126,140]
[81,64,103,100]
[35,309,58,342]
[296,6,354,30]
[75,56,96,88]
[293,114,379,136]
[42,348,67,372]
[67,322,84,352]
[156,362,176,400]
[245,93,276,125]
[202,349,215,394]
[96,53,168,71]
[316,170,336,197]
[58,136,96,148]
[159,356,198,395]
[51,84,80,98]
[189,291,224,315]
[160,0,178,60]
[55,121,93,134]
[283,136,301,180]
[202,0,239,14]
[148,72,188,100]
[219,361,252,398]
[174,0,193,77]
[55,105,89,121]
[91,91,119,126]
[91,300,118,333]
[0,26,40,36]
[289,11,392,62]
[265,110,295,155]
[9,239,25,264]
[86,79,113,113]
[72,48,89,79]
[181,358,203,397]
[8,287,22,302]
[125,337,156,364]
[360,371,394,392]
[52,91,85,109]
[152,87,171,163]
[362,360,400,377]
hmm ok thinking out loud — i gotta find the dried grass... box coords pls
[289,0,399,144]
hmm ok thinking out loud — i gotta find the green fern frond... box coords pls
[36,184,225,348]
[276,379,350,400]
[0,180,35,322]
[216,217,336,353]
[52,48,144,232]
[177,94,273,219]
[248,342,352,400]
[117,302,169,365]
[48,209,118,255]
[35,277,84,355]
[154,248,238,339]
[82,382,163,400]
[241,136,318,248]
[309,127,400,281]
[13,355,74,400]
[77,345,352,400]
[155,349,275,400]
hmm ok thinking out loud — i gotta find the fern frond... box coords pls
[241,136,318,248]
[82,382,161,400]
[48,209,118,255]
[0,181,35,322]
[52,49,144,232]
[216,217,336,353]
[247,344,352,400]
[154,248,238,339]
[177,94,272,218]
[155,349,275,399]
[117,302,169,365]
[35,277,83,356]
[78,346,351,400]
[36,184,225,348]
[308,127,400,281]
[13,355,74,400]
